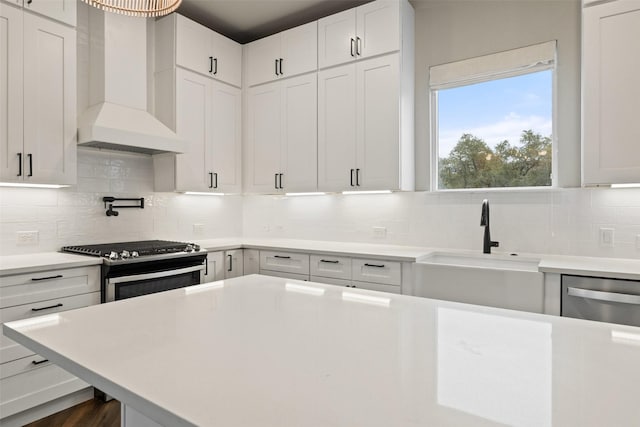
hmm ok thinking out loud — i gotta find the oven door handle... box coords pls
[567,287,640,305]
[106,265,205,286]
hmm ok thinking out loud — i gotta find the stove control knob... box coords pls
[185,244,194,252]
[120,250,130,259]
[192,243,200,251]
[108,251,119,260]
[131,251,139,258]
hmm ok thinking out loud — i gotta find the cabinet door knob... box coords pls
[209,172,214,188]
[17,153,22,177]
[27,154,33,177]
[32,358,48,365]
[356,168,360,186]
[356,37,362,56]
[350,38,356,57]
[213,172,218,189]
[228,254,233,272]
[350,169,355,186]
[279,58,283,75]
[275,59,279,76]
[209,56,214,73]
[213,58,218,75]
[279,173,284,189]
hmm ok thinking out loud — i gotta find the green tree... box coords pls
[439,130,552,189]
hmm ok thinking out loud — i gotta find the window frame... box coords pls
[429,43,558,192]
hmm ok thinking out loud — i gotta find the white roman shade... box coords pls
[430,40,556,89]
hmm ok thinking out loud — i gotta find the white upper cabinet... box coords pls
[154,68,241,193]
[318,0,400,69]
[246,21,317,87]
[158,13,242,88]
[23,0,76,27]
[582,0,640,185]
[0,5,76,185]
[245,73,317,193]
[317,63,358,192]
[319,54,403,192]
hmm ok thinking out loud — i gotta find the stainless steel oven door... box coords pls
[561,275,640,327]
[106,264,205,302]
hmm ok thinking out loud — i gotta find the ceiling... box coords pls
[177,0,373,43]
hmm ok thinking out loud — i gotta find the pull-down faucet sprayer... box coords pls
[480,199,500,254]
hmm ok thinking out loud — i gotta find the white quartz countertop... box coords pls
[5,275,640,427]
[0,252,102,276]
[195,237,437,262]
[539,254,640,280]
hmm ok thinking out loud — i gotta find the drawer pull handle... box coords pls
[31,274,63,281]
[274,255,291,259]
[31,303,63,312]
[364,263,385,268]
[32,359,49,365]
[320,259,339,264]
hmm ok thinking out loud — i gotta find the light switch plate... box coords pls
[192,224,205,235]
[599,228,614,247]
[373,226,387,238]
[17,231,38,245]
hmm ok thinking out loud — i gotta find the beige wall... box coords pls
[411,0,581,190]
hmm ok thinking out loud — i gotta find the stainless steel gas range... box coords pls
[62,240,207,303]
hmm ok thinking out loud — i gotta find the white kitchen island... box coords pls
[4,274,640,427]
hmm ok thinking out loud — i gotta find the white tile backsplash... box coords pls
[0,149,242,255]
[1,148,638,259]
[243,188,640,259]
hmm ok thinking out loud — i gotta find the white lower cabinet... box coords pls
[261,270,310,281]
[204,250,244,281]
[243,249,260,275]
[260,251,310,276]
[203,251,225,283]
[310,255,401,294]
[224,249,244,279]
[0,265,100,421]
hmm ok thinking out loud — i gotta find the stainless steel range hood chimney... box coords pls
[78,9,184,154]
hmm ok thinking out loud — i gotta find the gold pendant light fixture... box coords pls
[81,0,182,17]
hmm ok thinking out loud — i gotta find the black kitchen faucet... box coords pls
[480,199,500,254]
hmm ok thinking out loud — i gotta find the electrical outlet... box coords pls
[192,224,205,235]
[372,226,387,238]
[599,228,614,247]
[17,231,39,246]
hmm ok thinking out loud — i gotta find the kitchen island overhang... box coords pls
[4,274,640,427]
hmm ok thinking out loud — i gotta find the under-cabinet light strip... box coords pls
[342,190,392,195]
[610,183,640,189]
[183,192,226,196]
[0,183,70,189]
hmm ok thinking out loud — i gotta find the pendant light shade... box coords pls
[81,0,182,17]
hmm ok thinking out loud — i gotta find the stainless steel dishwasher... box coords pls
[561,275,640,327]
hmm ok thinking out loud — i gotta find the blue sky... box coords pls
[437,70,553,157]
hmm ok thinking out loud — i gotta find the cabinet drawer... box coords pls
[310,276,351,288]
[0,354,52,380]
[0,362,88,419]
[0,266,100,309]
[352,281,401,295]
[260,251,309,275]
[352,259,401,286]
[310,255,352,280]
[1,292,100,364]
[260,270,309,282]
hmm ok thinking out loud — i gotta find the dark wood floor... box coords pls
[25,398,120,427]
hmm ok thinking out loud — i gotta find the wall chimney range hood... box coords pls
[77,9,184,154]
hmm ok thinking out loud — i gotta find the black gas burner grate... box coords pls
[62,240,194,258]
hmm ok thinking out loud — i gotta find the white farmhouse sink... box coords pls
[419,252,540,271]
[414,252,545,313]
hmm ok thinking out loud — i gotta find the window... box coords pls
[430,42,556,190]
